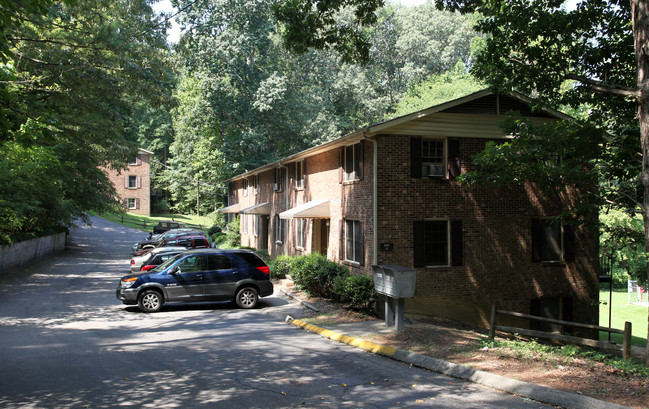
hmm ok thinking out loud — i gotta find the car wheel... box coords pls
[138,290,163,313]
[235,287,259,309]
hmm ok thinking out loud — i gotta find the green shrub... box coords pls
[269,255,292,280]
[289,253,348,298]
[334,274,376,311]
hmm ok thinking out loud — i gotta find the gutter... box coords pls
[363,133,378,266]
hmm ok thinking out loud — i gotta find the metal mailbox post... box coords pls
[372,265,417,331]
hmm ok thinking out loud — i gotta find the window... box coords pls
[423,220,448,266]
[129,175,138,189]
[242,178,249,197]
[242,214,248,234]
[296,161,304,189]
[343,143,363,181]
[274,167,285,192]
[252,175,259,195]
[254,214,260,237]
[413,219,463,268]
[344,219,363,264]
[176,255,207,273]
[410,137,460,179]
[421,139,445,177]
[208,254,233,270]
[126,198,139,210]
[532,219,575,263]
[275,215,285,244]
[295,219,306,248]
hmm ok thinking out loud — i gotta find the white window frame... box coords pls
[295,219,306,249]
[421,138,447,177]
[252,175,259,195]
[275,215,284,244]
[296,161,304,190]
[344,143,361,181]
[126,198,139,210]
[242,178,249,197]
[344,219,363,263]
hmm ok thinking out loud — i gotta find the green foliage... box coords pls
[333,273,376,311]
[392,64,485,117]
[289,253,349,298]
[269,255,293,280]
[600,209,646,287]
[0,0,174,243]
[213,217,241,249]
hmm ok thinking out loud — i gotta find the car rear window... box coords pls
[234,252,266,267]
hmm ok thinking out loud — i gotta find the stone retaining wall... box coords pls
[0,232,67,274]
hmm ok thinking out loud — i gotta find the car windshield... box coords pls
[151,253,185,273]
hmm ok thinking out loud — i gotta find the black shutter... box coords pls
[563,224,575,262]
[448,139,461,180]
[358,141,364,181]
[451,220,463,266]
[411,136,422,178]
[531,218,542,262]
[339,219,345,260]
[339,148,344,183]
[413,221,426,267]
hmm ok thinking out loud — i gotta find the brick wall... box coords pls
[375,135,599,329]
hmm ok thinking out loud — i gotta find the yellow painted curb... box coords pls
[290,319,398,357]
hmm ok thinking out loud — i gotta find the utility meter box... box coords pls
[372,265,416,299]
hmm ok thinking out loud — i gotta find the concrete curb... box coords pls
[288,318,631,409]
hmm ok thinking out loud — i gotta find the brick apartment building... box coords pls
[221,90,600,329]
[103,148,153,216]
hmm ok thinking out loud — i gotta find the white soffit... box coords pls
[279,200,330,219]
[239,202,271,215]
[218,203,241,214]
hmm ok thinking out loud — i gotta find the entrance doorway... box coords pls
[313,219,330,256]
[259,215,269,251]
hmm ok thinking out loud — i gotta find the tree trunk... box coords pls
[632,0,649,366]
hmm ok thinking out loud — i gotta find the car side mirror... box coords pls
[169,266,179,275]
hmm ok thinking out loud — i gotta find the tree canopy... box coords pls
[0,0,174,242]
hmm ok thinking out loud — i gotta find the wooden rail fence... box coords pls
[489,301,632,360]
[106,213,204,232]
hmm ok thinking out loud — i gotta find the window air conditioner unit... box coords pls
[273,183,279,191]
[424,164,445,177]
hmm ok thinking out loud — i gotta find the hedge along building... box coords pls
[221,90,600,330]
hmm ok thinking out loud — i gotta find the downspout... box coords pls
[363,133,378,266]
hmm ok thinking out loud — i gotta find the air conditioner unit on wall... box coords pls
[273,183,279,191]
[424,164,445,178]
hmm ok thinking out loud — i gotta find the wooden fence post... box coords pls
[489,300,497,340]
[623,321,632,361]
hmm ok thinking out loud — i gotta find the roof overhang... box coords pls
[218,203,241,214]
[279,200,330,219]
[239,202,271,215]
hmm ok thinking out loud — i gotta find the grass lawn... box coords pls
[599,287,647,348]
[98,212,214,233]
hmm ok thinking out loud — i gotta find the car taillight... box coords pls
[141,265,155,271]
[255,266,270,275]
[130,259,135,265]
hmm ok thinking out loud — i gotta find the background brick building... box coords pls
[103,148,153,216]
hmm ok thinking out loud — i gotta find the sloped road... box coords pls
[0,217,556,408]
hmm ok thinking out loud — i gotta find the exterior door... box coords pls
[314,219,330,256]
[165,254,207,300]
[202,254,241,300]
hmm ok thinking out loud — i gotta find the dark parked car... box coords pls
[158,235,210,250]
[153,220,181,234]
[131,229,204,254]
[117,249,273,312]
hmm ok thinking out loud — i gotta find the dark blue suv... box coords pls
[116,249,273,313]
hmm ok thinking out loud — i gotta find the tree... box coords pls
[433,0,649,365]
[0,0,174,242]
